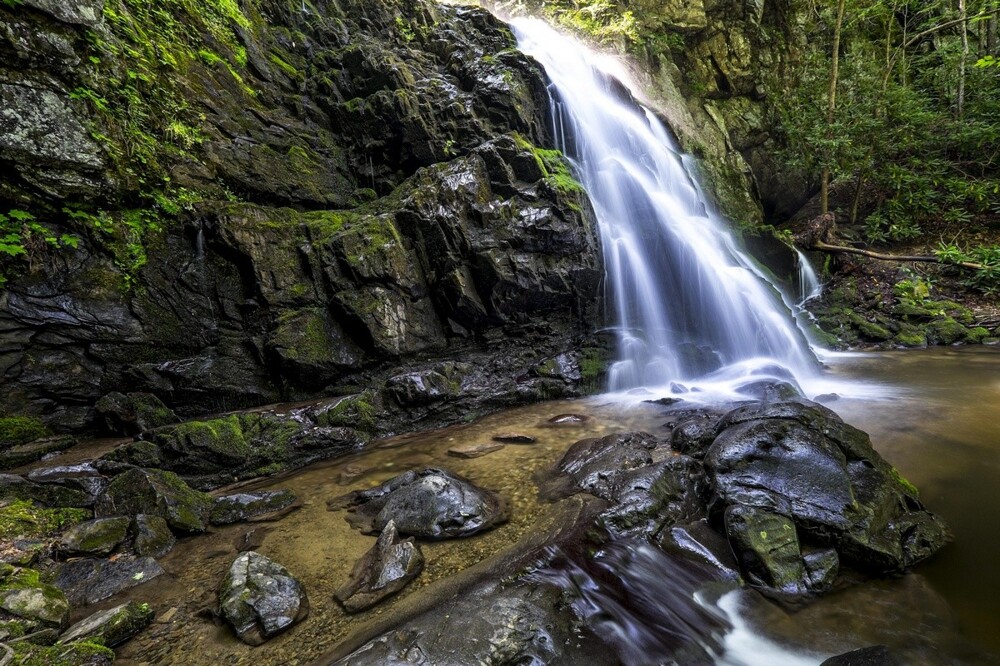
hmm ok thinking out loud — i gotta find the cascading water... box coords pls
[512,19,817,392]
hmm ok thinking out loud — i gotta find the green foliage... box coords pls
[12,639,115,666]
[0,416,48,447]
[537,0,639,44]
[935,242,1000,293]
[0,210,79,286]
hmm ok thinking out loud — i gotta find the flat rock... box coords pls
[331,468,508,539]
[335,520,424,612]
[58,600,154,647]
[491,432,536,444]
[447,442,504,459]
[0,567,70,629]
[26,462,107,498]
[209,489,298,525]
[545,413,590,426]
[0,435,76,471]
[219,551,309,646]
[55,556,164,606]
[0,473,93,508]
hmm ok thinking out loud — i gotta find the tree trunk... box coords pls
[989,14,998,55]
[958,0,968,118]
[822,0,848,215]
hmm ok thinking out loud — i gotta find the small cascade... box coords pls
[795,249,823,306]
[512,19,817,392]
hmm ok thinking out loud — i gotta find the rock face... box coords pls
[332,468,509,539]
[0,0,602,438]
[335,520,424,612]
[219,551,309,646]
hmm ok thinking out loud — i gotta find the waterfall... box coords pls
[512,19,817,392]
[795,249,823,306]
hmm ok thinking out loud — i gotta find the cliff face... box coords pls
[0,0,602,431]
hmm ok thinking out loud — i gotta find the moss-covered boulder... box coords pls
[10,639,114,666]
[0,566,70,629]
[130,514,175,558]
[94,468,212,533]
[0,500,89,541]
[58,517,130,556]
[94,392,177,435]
[0,416,48,449]
[0,474,93,508]
[58,600,154,648]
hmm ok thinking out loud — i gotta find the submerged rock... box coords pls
[209,489,298,525]
[58,600,154,647]
[219,551,309,646]
[332,468,508,539]
[447,442,504,459]
[820,645,902,665]
[55,556,164,606]
[335,520,424,613]
[491,432,537,444]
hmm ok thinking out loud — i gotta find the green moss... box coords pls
[893,327,927,347]
[512,133,585,207]
[890,467,920,497]
[272,309,333,364]
[269,53,301,79]
[926,317,968,345]
[966,326,990,343]
[316,391,380,434]
[0,417,48,448]
[170,414,248,458]
[0,501,90,541]
[12,639,114,666]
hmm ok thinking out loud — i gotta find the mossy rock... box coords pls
[311,391,382,434]
[58,600,155,648]
[926,317,968,345]
[0,567,71,629]
[58,517,130,556]
[965,326,990,343]
[0,435,76,471]
[95,468,212,533]
[0,474,96,509]
[11,638,114,666]
[0,417,48,449]
[893,327,927,348]
[131,514,175,558]
[0,500,90,540]
[95,392,177,435]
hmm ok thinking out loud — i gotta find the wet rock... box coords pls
[234,526,272,553]
[820,645,902,665]
[95,468,212,533]
[332,468,508,539]
[491,432,536,444]
[94,392,177,435]
[209,490,298,525]
[386,362,470,406]
[104,410,367,490]
[58,517,130,556]
[803,547,840,593]
[657,519,741,582]
[707,401,949,573]
[337,464,370,485]
[21,0,105,26]
[0,473,93,508]
[734,379,802,401]
[219,551,309,646]
[533,353,581,383]
[0,435,76,470]
[55,556,164,606]
[555,432,660,498]
[724,505,807,597]
[130,514,175,558]
[26,462,107,499]
[447,442,504,459]
[668,411,722,458]
[0,566,70,629]
[58,600,154,647]
[335,520,424,612]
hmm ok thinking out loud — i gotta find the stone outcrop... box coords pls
[0,0,602,438]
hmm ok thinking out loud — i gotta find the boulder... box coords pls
[94,468,212,533]
[724,505,807,597]
[219,551,309,646]
[26,462,107,499]
[130,514,175,558]
[334,520,424,612]
[0,566,70,629]
[209,489,298,525]
[0,473,93,508]
[55,557,164,606]
[94,392,177,435]
[58,600,155,647]
[58,517,130,556]
[332,468,508,539]
[0,435,75,471]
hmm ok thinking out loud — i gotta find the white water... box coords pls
[795,250,823,306]
[512,19,817,393]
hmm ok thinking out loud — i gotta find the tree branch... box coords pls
[810,240,984,270]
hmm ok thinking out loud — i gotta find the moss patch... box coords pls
[0,417,48,448]
[0,501,90,541]
[12,640,114,666]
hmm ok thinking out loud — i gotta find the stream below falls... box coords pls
[91,346,1000,666]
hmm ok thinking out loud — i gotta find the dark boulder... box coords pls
[0,435,76,470]
[724,505,807,597]
[26,462,107,499]
[0,566,71,629]
[821,646,902,665]
[130,514,175,558]
[555,432,660,498]
[335,520,424,613]
[0,473,93,508]
[332,468,508,539]
[657,519,742,582]
[219,551,309,646]
[386,362,470,407]
[55,556,164,606]
[94,468,212,533]
[94,392,177,435]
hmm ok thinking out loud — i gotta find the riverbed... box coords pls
[106,347,1000,665]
